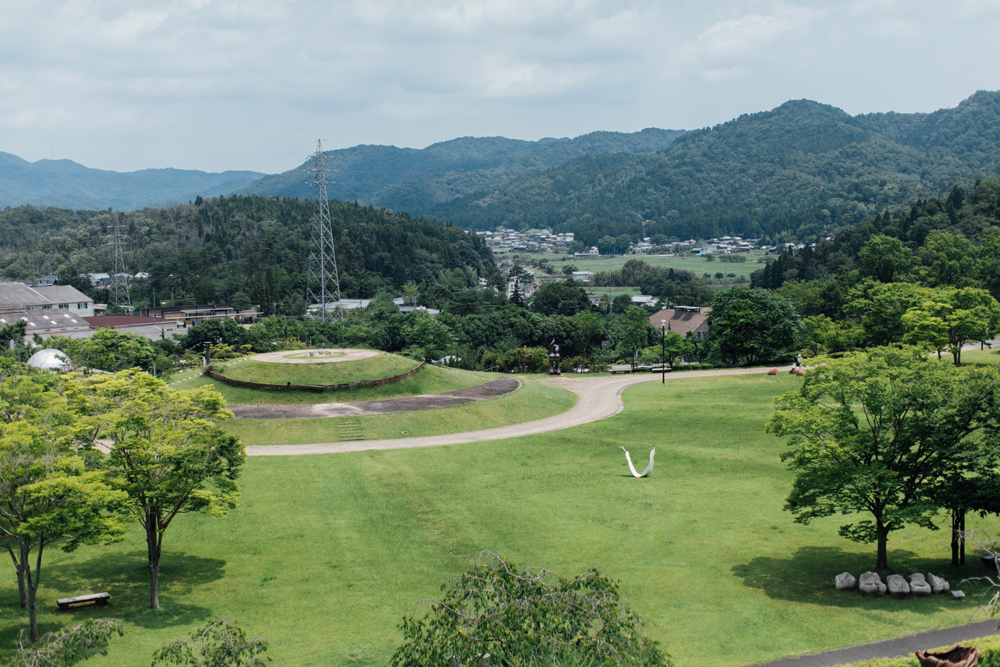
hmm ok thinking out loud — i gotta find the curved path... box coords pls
[246,366,790,457]
[229,377,520,419]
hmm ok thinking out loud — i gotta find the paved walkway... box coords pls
[229,377,520,419]
[245,366,790,457]
[748,618,999,667]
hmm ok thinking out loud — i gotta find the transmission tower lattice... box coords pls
[107,213,131,312]
[306,139,342,321]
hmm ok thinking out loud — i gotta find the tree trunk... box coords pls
[147,525,161,609]
[876,521,889,570]
[954,348,962,366]
[951,508,961,567]
[960,511,966,565]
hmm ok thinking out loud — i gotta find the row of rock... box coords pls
[836,571,950,595]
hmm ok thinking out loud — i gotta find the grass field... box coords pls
[5,373,998,667]
[175,363,488,405]
[520,252,768,280]
[221,354,418,385]
[226,378,576,445]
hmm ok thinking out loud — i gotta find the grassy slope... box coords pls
[226,379,576,445]
[174,363,488,405]
[5,374,998,667]
[220,354,418,385]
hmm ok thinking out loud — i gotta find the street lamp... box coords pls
[660,319,667,384]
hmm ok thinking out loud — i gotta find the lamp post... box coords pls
[660,319,666,384]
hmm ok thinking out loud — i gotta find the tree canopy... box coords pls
[768,347,1000,569]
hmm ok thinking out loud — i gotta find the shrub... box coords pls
[391,552,669,667]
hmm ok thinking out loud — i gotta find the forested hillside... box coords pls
[0,152,263,210]
[434,91,1000,245]
[239,129,684,214]
[0,196,496,313]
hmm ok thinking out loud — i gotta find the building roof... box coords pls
[648,307,713,336]
[84,315,167,328]
[27,348,71,370]
[33,285,91,304]
[0,283,91,310]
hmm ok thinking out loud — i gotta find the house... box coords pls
[571,271,592,282]
[648,306,713,339]
[631,295,658,308]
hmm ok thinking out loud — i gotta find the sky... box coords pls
[3,0,1000,175]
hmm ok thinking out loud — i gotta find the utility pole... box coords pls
[306,139,343,322]
[107,213,132,312]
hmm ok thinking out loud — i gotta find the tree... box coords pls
[767,348,1000,569]
[5,618,124,667]
[708,286,800,366]
[845,281,933,347]
[65,370,244,610]
[153,618,273,667]
[0,417,126,641]
[391,552,669,667]
[48,328,157,374]
[610,307,652,370]
[859,235,913,283]
[903,287,1000,365]
[530,279,589,316]
[406,315,456,361]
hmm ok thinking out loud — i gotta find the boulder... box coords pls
[794,368,806,376]
[927,573,951,594]
[859,571,887,595]
[908,574,932,595]
[835,572,857,590]
[768,368,779,376]
[887,574,911,594]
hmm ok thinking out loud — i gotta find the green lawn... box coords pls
[226,378,576,445]
[521,252,768,280]
[173,363,489,405]
[4,374,997,667]
[220,353,418,385]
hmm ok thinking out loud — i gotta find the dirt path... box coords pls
[228,377,520,419]
[245,366,791,457]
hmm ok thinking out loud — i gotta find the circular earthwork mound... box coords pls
[250,349,380,364]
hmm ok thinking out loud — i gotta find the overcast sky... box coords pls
[3,0,999,174]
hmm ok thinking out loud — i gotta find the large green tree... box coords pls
[66,370,244,610]
[530,279,590,316]
[768,347,1000,569]
[708,286,801,366]
[0,417,126,642]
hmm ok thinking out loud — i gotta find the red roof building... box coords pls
[648,306,712,339]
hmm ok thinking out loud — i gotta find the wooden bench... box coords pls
[56,592,110,610]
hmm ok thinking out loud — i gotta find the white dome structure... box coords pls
[27,348,71,371]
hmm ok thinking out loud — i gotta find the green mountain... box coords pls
[238,129,685,213]
[433,91,1000,245]
[0,152,264,211]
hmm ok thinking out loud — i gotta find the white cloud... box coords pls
[0,0,996,172]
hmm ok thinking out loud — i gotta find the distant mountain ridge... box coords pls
[0,153,264,211]
[432,91,1000,245]
[238,129,686,213]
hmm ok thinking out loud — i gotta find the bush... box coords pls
[391,552,669,667]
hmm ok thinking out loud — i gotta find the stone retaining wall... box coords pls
[203,360,425,393]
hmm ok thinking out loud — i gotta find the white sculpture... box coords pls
[908,574,932,595]
[835,572,856,590]
[859,571,887,594]
[620,446,655,478]
[886,574,910,594]
[927,573,951,593]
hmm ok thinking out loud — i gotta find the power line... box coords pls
[306,140,342,322]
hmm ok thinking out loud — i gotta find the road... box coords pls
[245,366,791,457]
